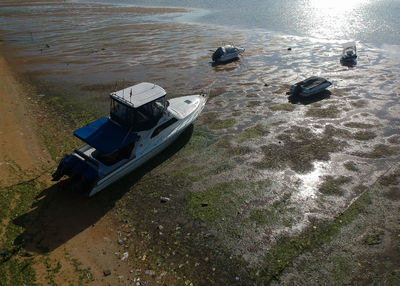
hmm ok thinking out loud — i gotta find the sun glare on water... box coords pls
[305,0,370,40]
[309,0,367,11]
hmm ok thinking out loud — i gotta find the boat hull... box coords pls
[340,55,357,67]
[341,55,357,61]
[89,126,183,196]
[216,52,241,63]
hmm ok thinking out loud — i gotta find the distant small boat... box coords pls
[52,82,207,196]
[212,45,245,63]
[340,41,357,65]
[289,76,332,97]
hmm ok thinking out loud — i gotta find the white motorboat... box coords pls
[212,45,245,63]
[52,82,207,196]
[289,76,332,97]
[340,41,357,65]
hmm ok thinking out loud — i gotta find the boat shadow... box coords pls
[13,125,194,254]
[288,90,331,105]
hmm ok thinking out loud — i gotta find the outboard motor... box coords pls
[52,154,98,195]
[52,154,77,181]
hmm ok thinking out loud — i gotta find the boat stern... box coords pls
[52,153,100,196]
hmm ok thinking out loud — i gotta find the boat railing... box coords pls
[110,92,135,107]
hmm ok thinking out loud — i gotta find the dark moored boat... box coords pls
[290,76,332,97]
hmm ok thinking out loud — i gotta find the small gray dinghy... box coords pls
[289,76,332,97]
[212,45,245,63]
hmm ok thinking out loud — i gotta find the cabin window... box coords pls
[140,97,166,118]
[110,100,135,127]
[151,118,178,138]
[110,97,167,131]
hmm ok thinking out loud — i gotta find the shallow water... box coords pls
[79,0,400,46]
[1,0,400,267]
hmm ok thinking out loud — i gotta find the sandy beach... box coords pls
[1,0,400,285]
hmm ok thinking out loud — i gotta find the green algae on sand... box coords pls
[254,126,346,173]
[354,144,400,159]
[305,104,340,118]
[318,176,353,196]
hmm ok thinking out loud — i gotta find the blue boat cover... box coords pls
[73,117,138,154]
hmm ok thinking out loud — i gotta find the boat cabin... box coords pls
[110,82,167,131]
[342,42,356,56]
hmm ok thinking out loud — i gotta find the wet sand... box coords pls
[0,54,50,187]
[1,0,400,285]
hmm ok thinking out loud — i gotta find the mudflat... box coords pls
[1,0,399,285]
